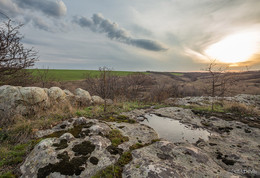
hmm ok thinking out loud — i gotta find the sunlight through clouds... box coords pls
[205,31,260,63]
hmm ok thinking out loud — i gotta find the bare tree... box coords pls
[0,19,38,85]
[35,67,61,88]
[204,60,238,110]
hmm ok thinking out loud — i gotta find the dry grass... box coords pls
[223,101,260,116]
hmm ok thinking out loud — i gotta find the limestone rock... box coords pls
[109,122,159,151]
[21,118,117,178]
[64,89,74,97]
[48,87,66,101]
[0,85,49,116]
[105,99,113,105]
[75,88,92,106]
[123,141,236,178]
[21,117,159,178]
[92,95,105,105]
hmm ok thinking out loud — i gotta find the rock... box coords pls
[0,85,49,116]
[64,89,74,97]
[105,99,113,105]
[123,141,236,178]
[21,117,159,178]
[18,87,49,105]
[75,88,92,106]
[136,116,145,122]
[48,87,66,101]
[109,122,159,151]
[91,95,105,105]
[21,119,118,178]
[121,109,147,120]
[163,97,176,105]
[173,94,260,108]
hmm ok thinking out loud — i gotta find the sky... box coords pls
[0,0,260,71]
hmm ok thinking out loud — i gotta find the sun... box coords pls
[205,32,259,63]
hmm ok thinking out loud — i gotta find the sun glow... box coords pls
[205,32,259,63]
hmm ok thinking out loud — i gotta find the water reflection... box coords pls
[141,114,210,143]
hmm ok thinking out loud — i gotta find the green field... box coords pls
[171,72,184,76]
[29,69,142,81]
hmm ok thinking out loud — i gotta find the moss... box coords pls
[37,151,87,178]
[0,172,16,178]
[129,143,144,150]
[89,157,99,165]
[52,139,68,150]
[117,151,132,167]
[91,151,132,178]
[106,129,129,147]
[106,145,123,155]
[129,139,160,151]
[45,122,93,139]
[92,138,159,178]
[91,165,121,178]
[102,115,136,124]
[72,141,95,156]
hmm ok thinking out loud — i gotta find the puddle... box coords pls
[141,114,210,143]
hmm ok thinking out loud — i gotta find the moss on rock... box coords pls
[37,151,88,178]
[72,141,95,156]
[52,139,68,150]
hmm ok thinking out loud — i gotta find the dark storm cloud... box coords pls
[73,13,167,51]
[14,0,67,17]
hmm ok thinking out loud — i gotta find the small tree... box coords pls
[204,60,238,111]
[0,19,37,85]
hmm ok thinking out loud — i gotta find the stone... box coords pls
[109,122,159,151]
[21,118,160,178]
[48,87,66,101]
[75,88,92,106]
[91,95,105,105]
[21,119,119,178]
[123,141,236,178]
[0,85,49,116]
[105,99,113,105]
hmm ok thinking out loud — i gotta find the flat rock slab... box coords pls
[151,107,260,177]
[109,122,159,151]
[123,141,236,178]
[20,117,159,178]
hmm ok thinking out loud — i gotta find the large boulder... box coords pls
[48,87,66,101]
[0,85,49,116]
[75,88,92,106]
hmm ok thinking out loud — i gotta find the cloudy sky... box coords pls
[1,0,260,71]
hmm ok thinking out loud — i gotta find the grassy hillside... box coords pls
[29,69,141,81]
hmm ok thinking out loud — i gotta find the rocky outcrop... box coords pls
[123,141,235,178]
[169,94,260,107]
[0,85,106,118]
[20,114,248,177]
[20,117,159,178]
[128,107,260,177]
